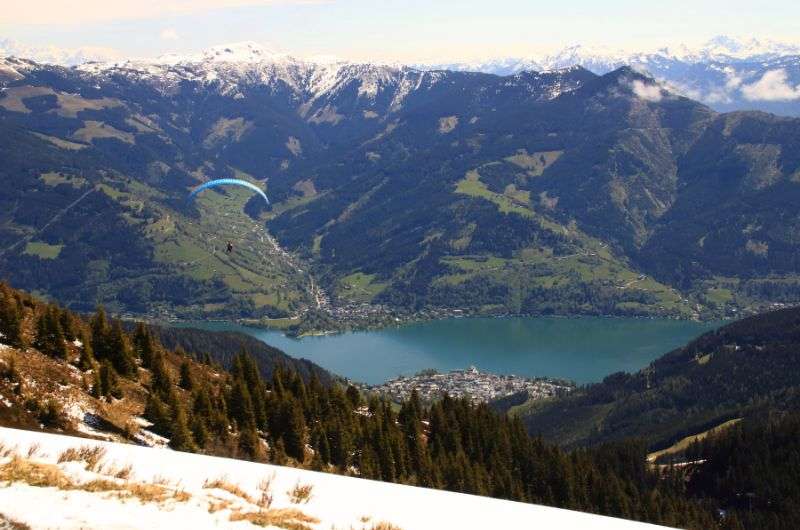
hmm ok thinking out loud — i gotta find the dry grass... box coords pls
[108,463,133,480]
[229,508,319,530]
[1,453,190,506]
[203,475,255,503]
[0,456,73,489]
[152,474,171,486]
[0,441,16,458]
[208,500,233,514]
[257,473,275,509]
[57,445,106,471]
[25,443,41,459]
[0,513,32,530]
[369,523,403,530]
[287,481,314,504]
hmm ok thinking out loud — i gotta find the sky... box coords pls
[2,0,800,63]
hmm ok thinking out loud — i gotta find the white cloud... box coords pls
[741,69,800,101]
[160,28,180,41]
[630,79,663,102]
[3,1,331,25]
[722,66,743,90]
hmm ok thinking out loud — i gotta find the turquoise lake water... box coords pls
[181,316,721,385]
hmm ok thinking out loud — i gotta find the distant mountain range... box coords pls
[420,36,800,116]
[4,35,800,116]
[1,41,800,322]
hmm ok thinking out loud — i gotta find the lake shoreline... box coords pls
[172,315,722,386]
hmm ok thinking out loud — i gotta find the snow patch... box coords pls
[0,427,661,530]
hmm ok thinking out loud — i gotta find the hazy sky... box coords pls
[2,0,799,62]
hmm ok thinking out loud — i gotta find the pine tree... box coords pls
[0,283,24,349]
[132,323,155,368]
[271,438,287,465]
[59,309,76,342]
[191,414,209,449]
[283,398,307,462]
[77,329,96,371]
[98,360,121,399]
[168,391,196,452]
[238,425,261,460]
[108,319,136,377]
[228,379,256,431]
[178,360,194,390]
[90,306,109,360]
[144,393,171,436]
[149,353,173,399]
[34,305,67,359]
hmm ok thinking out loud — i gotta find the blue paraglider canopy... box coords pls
[188,178,269,205]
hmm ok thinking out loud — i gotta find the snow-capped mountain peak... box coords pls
[0,37,121,66]
[152,41,292,66]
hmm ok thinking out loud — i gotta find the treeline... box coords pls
[685,412,800,530]
[0,282,762,528]
[141,323,333,386]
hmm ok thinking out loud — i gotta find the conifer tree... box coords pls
[98,360,121,399]
[228,378,256,431]
[144,393,171,436]
[132,323,155,368]
[178,360,194,390]
[108,319,136,377]
[191,414,209,449]
[271,438,287,465]
[34,305,67,359]
[238,425,261,460]
[149,352,173,399]
[283,398,307,462]
[77,329,96,371]
[168,391,196,452]
[59,309,76,342]
[0,283,24,349]
[90,306,110,360]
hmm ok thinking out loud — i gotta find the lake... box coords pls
[180,316,721,385]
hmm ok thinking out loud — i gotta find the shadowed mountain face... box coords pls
[512,305,800,450]
[1,54,800,319]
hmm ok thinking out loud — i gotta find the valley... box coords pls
[3,5,800,527]
[2,48,800,330]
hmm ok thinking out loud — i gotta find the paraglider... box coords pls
[187,178,270,205]
[187,179,269,256]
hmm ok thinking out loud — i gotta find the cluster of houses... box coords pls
[369,366,574,404]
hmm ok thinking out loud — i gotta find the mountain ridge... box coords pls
[1,53,800,322]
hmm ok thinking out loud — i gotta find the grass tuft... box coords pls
[229,508,319,530]
[57,445,106,471]
[287,481,314,504]
[203,475,255,503]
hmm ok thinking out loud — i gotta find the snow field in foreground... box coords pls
[0,427,668,530]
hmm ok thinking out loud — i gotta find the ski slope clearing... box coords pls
[0,427,666,530]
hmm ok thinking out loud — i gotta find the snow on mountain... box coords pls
[420,36,800,76]
[5,36,800,115]
[414,36,800,115]
[0,38,121,66]
[0,426,663,530]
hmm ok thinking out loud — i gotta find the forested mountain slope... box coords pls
[515,306,800,450]
[2,49,800,319]
[0,282,720,528]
